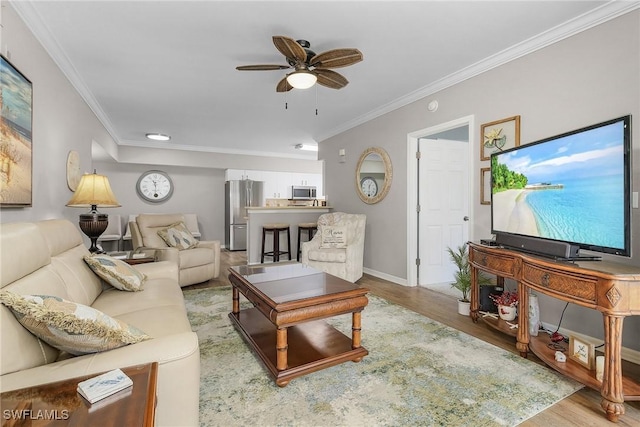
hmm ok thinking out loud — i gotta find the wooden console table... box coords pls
[468,242,640,423]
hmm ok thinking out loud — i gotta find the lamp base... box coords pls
[78,212,108,254]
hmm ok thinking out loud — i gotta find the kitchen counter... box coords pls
[246,206,332,264]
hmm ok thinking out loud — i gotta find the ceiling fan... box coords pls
[236,36,363,92]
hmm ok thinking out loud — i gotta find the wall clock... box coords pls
[360,176,378,198]
[136,170,174,203]
[66,150,82,191]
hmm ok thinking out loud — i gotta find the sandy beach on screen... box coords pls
[493,189,539,236]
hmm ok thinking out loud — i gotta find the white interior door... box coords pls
[418,138,469,286]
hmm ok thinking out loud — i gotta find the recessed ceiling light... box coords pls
[145,133,171,141]
[295,143,318,152]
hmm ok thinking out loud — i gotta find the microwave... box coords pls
[291,186,317,200]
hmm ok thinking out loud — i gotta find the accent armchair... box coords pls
[301,212,366,283]
[130,213,220,287]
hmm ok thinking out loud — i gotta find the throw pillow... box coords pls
[84,254,146,291]
[0,291,150,355]
[319,225,347,249]
[157,221,199,250]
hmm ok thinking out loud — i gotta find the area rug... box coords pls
[184,287,582,426]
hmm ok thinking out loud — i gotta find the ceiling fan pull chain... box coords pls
[315,85,318,116]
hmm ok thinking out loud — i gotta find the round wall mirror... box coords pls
[356,147,393,204]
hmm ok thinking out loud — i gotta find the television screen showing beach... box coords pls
[491,121,626,251]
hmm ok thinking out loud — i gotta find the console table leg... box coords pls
[601,314,625,422]
[516,281,530,358]
[276,327,288,371]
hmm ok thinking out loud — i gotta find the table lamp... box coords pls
[66,171,121,253]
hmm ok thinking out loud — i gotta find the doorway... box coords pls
[406,115,474,289]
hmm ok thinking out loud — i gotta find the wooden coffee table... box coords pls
[228,263,369,387]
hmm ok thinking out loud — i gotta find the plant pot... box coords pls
[457,299,471,316]
[498,304,517,321]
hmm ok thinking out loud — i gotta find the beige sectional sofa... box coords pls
[0,219,200,426]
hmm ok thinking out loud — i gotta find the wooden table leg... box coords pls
[231,284,239,315]
[470,264,479,322]
[516,281,530,358]
[601,314,625,422]
[276,327,288,371]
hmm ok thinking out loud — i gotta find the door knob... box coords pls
[463,216,469,221]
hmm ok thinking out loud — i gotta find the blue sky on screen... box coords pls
[498,122,624,183]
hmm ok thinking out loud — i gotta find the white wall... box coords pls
[320,11,640,350]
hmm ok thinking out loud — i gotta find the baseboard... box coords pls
[540,322,640,365]
[362,267,409,286]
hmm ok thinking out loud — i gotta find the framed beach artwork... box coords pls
[480,167,491,205]
[1,55,33,207]
[480,115,521,161]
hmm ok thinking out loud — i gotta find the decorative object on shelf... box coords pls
[136,170,173,203]
[0,55,33,207]
[66,150,81,191]
[480,115,520,161]
[66,171,121,253]
[596,355,605,381]
[568,335,595,370]
[356,147,392,204]
[554,351,567,362]
[447,243,492,316]
[528,292,540,336]
[480,167,491,205]
[489,291,519,321]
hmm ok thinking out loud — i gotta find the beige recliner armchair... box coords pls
[130,213,220,287]
[301,212,366,283]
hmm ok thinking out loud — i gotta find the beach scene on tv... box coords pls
[491,121,626,250]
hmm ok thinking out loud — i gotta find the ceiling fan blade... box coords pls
[315,69,349,89]
[236,64,291,71]
[272,36,307,63]
[310,48,363,69]
[276,77,293,92]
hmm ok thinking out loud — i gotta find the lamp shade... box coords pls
[286,70,317,89]
[66,172,121,208]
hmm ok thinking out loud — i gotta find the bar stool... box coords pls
[297,222,318,261]
[261,223,291,263]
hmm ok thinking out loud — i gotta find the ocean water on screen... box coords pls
[525,174,625,250]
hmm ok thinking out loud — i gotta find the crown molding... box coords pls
[317,1,640,142]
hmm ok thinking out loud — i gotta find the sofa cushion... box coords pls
[157,222,199,250]
[319,225,347,248]
[84,254,146,291]
[0,292,150,355]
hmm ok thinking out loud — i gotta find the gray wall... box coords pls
[319,11,640,350]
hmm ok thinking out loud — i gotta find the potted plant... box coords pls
[489,291,519,321]
[447,244,492,316]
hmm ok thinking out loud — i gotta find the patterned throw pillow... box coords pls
[157,221,199,250]
[0,291,150,355]
[319,225,348,249]
[84,254,146,291]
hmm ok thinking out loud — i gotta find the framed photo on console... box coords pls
[480,115,520,161]
[568,335,594,369]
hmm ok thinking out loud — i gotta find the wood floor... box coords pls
[186,250,640,426]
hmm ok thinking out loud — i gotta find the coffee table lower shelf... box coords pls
[229,307,368,387]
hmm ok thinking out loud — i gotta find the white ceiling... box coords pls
[13,1,633,161]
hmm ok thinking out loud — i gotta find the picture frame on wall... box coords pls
[1,55,33,207]
[480,115,521,161]
[480,167,491,205]
[568,335,595,370]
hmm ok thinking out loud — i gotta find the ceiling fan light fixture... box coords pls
[145,133,171,141]
[286,70,317,89]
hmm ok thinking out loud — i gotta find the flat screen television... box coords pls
[490,115,631,260]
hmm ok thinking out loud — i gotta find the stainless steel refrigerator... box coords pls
[225,179,264,251]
